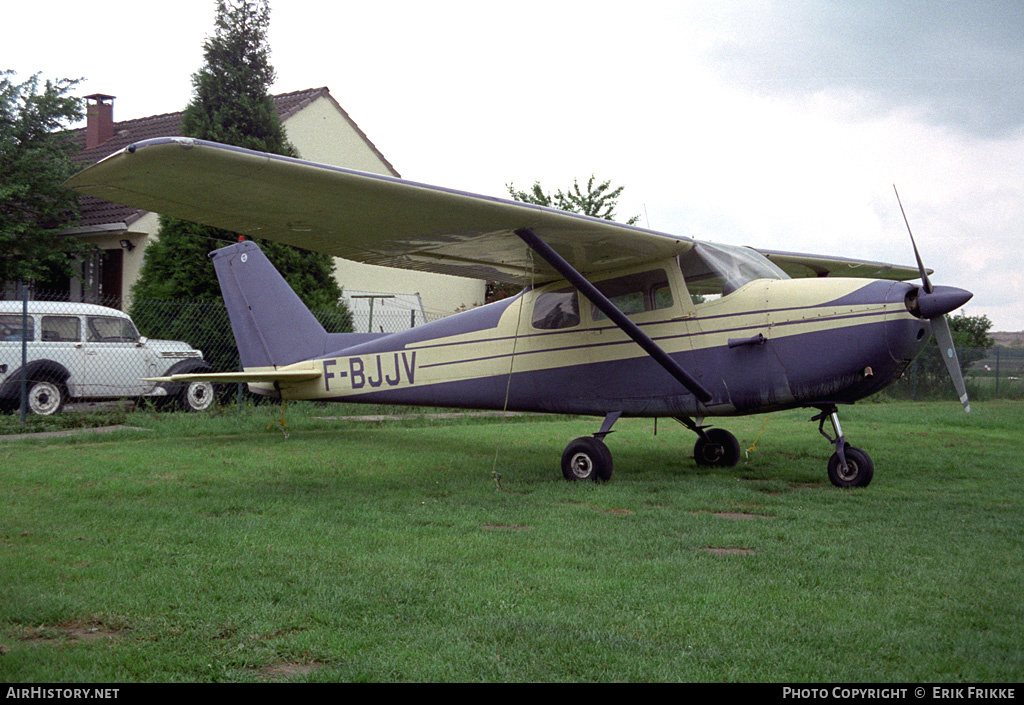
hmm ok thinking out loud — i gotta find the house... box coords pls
[62,88,485,318]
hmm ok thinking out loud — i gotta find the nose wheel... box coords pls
[812,406,874,488]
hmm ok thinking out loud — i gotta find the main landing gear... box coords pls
[559,411,745,482]
[812,405,874,488]
[561,412,619,482]
[675,416,741,468]
[558,408,872,487]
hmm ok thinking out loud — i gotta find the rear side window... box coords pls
[0,315,34,341]
[41,316,81,342]
[591,270,673,321]
[532,288,580,330]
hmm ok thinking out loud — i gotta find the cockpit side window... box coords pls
[679,242,789,303]
[532,287,580,330]
[590,269,673,321]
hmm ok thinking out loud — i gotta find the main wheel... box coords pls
[26,379,66,416]
[561,436,613,482]
[827,444,874,488]
[694,428,740,467]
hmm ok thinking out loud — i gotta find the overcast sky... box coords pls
[8,0,1023,330]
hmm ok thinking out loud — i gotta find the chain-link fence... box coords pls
[0,290,351,416]
[884,345,1024,402]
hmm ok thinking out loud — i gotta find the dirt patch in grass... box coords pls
[257,661,323,680]
[562,501,633,516]
[713,511,772,520]
[690,510,773,520]
[16,621,123,645]
[598,507,632,516]
[702,547,757,556]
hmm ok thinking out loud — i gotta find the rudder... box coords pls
[209,241,327,368]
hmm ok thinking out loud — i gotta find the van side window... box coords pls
[591,270,673,321]
[0,315,34,341]
[532,288,580,330]
[87,316,139,343]
[41,316,81,342]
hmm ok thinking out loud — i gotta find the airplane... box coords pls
[66,136,974,488]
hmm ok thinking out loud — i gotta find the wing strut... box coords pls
[515,228,712,404]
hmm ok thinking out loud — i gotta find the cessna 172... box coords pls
[67,137,973,488]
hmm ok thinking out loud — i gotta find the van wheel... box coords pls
[181,380,217,412]
[26,380,66,416]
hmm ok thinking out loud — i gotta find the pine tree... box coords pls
[131,0,349,338]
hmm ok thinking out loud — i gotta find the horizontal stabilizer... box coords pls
[146,370,322,384]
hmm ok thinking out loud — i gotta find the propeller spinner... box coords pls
[894,186,973,412]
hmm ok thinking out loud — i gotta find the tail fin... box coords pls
[210,241,327,368]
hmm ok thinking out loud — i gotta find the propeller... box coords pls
[894,186,973,412]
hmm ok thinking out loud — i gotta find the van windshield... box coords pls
[679,242,788,301]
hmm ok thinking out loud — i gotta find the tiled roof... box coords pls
[68,87,398,229]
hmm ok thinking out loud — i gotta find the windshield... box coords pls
[679,242,789,300]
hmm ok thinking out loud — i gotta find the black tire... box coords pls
[561,436,613,482]
[827,444,874,488]
[25,379,67,416]
[694,427,740,467]
[156,361,219,412]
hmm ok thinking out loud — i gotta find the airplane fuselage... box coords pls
[258,266,931,418]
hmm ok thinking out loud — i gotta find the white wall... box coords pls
[283,94,486,316]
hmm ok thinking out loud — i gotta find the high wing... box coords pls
[754,248,927,281]
[67,137,927,284]
[66,137,693,284]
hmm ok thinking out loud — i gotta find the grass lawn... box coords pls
[1,401,1021,682]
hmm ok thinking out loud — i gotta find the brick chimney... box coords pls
[85,94,116,149]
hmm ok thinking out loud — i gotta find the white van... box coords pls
[0,301,215,415]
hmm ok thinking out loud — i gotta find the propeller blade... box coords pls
[931,314,970,413]
[893,185,934,294]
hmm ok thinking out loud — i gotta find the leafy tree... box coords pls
[507,175,641,225]
[0,71,83,285]
[131,0,350,368]
[949,312,995,350]
[487,175,642,302]
[908,311,994,399]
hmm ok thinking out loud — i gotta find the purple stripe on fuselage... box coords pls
[417,308,891,372]
[321,317,923,418]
